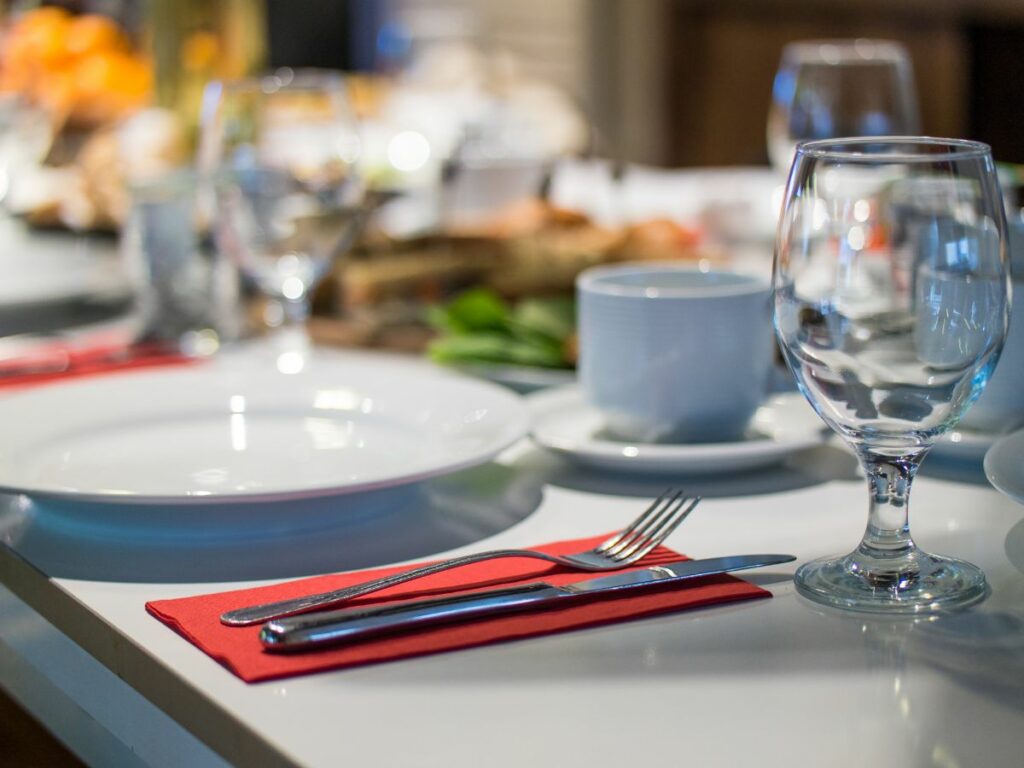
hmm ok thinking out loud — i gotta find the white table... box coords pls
[1,403,1022,767]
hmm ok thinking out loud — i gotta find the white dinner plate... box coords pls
[983,428,1024,504]
[0,349,529,504]
[527,387,827,474]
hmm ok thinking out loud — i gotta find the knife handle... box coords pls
[260,582,570,652]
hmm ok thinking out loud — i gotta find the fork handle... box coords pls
[219,548,564,626]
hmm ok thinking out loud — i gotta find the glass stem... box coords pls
[855,450,924,563]
[278,295,311,327]
[264,295,312,357]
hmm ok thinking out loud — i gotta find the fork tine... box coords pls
[612,495,701,562]
[596,488,679,552]
[618,496,702,562]
[603,488,684,556]
[607,490,686,558]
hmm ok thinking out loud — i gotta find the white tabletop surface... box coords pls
[0,349,1023,767]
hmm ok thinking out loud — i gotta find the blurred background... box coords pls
[4,0,1022,165]
[286,0,1015,166]
[376,0,1024,166]
[262,0,1019,166]
[2,0,1023,374]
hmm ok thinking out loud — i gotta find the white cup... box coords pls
[122,170,241,353]
[577,264,774,443]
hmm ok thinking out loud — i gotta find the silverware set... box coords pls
[261,552,795,652]
[218,489,795,653]
[222,488,701,626]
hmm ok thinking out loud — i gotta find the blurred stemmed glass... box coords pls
[767,40,920,172]
[199,69,363,354]
[774,137,1009,612]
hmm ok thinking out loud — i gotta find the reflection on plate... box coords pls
[931,427,1000,465]
[0,349,529,504]
[984,429,1024,505]
[527,387,826,474]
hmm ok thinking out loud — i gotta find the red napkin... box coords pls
[0,342,198,390]
[146,534,772,682]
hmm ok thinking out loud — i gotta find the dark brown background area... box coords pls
[665,0,1024,165]
[0,686,84,767]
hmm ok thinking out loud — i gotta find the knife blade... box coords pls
[260,553,795,653]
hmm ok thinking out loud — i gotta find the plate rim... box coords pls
[983,428,1024,503]
[0,353,530,505]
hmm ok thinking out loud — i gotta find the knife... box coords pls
[260,553,795,653]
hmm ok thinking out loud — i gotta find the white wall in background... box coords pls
[391,0,673,165]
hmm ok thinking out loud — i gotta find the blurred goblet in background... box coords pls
[774,137,1009,612]
[767,40,920,172]
[199,69,363,354]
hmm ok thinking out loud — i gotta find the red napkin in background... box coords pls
[0,342,198,390]
[147,534,772,682]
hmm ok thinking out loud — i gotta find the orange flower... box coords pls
[65,14,129,58]
[71,50,151,121]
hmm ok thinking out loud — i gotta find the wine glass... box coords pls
[767,40,920,172]
[774,137,1010,612]
[199,69,363,349]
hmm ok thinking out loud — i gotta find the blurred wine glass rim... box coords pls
[782,39,912,65]
[795,136,993,163]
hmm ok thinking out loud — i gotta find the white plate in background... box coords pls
[984,429,1024,505]
[0,215,129,307]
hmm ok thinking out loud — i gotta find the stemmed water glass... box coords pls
[767,40,920,172]
[774,137,1010,612]
[199,69,363,351]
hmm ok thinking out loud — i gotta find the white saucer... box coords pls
[930,427,1000,464]
[527,387,827,474]
[983,429,1024,504]
[0,348,529,504]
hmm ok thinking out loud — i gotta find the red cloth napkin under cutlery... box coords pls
[0,341,198,390]
[147,533,772,682]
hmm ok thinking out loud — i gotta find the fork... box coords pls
[220,489,701,626]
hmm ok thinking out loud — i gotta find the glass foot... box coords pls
[794,549,987,613]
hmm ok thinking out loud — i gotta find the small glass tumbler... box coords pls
[122,170,241,355]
